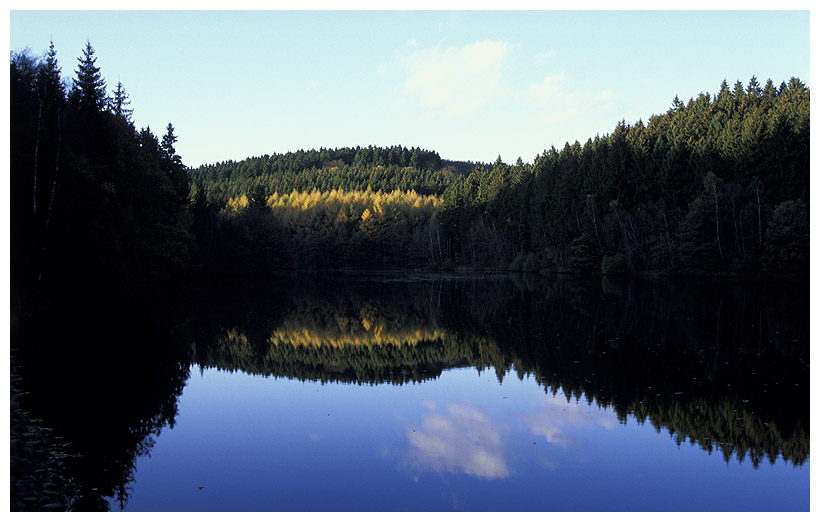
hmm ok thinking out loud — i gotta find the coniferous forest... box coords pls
[10,42,810,300]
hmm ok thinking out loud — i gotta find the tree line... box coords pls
[188,144,475,201]
[436,77,809,275]
[188,79,809,277]
[10,42,810,299]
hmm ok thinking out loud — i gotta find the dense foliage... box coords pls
[436,77,809,275]
[188,149,478,272]
[10,42,810,285]
[188,145,475,201]
[11,42,191,301]
[187,78,809,276]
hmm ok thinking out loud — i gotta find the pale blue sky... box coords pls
[9,9,811,167]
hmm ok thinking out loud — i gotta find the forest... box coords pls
[10,41,810,298]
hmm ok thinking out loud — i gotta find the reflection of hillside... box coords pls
[630,395,808,468]
[196,329,479,385]
[191,276,503,384]
[462,275,810,468]
[190,274,809,468]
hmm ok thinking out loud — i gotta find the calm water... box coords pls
[15,273,810,511]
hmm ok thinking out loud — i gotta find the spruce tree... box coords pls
[71,41,106,117]
[161,123,189,204]
[109,81,133,122]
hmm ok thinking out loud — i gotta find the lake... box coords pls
[14,273,810,511]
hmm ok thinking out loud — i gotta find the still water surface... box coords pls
[118,365,808,511]
[16,273,810,511]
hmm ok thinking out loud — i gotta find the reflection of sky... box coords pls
[114,367,809,511]
[403,391,620,480]
[407,403,509,479]
[524,395,618,452]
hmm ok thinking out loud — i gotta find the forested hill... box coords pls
[434,76,810,276]
[188,145,488,204]
[9,40,810,292]
[189,76,809,276]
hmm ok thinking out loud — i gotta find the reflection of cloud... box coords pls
[525,74,614,124]
[524,395,618,453]
[403,40,510,118]
[407,403,509,479]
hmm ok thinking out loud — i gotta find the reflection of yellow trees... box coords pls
[267,321,446,351]
[191,287,503,385]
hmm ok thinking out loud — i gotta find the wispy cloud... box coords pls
[403,40,510,118]
[525,74,615,124]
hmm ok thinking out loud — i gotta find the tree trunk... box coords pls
[33,96,43,217]
[712,185,725,264]
[38,108,61,282]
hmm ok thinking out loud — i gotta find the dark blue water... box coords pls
[114,365,808,511]
[14,273,810,511]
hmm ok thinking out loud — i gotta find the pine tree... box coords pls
[109,80,133,121]
[38,41,64,103]
[71,41,106,117]
[32,41,65,219]
[161,123,189,204]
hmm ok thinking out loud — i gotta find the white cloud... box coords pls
[404,40,510,118]
[525,74,615,124]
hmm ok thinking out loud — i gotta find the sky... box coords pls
[7,6,812,168]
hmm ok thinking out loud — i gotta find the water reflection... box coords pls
[524,395,618,453]
[188,274,808,468]
[12,290,192,510]
[12,273,810,511]
[407,403,510,479]
[400,390,623,482]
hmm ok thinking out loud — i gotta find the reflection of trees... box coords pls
[14,272,807,512]
[12,291,192,511]
[191,276,499,384]
[475,275,810,467]
[193,275,497,384]
[198,331,481,385]
[193,273,809,467]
